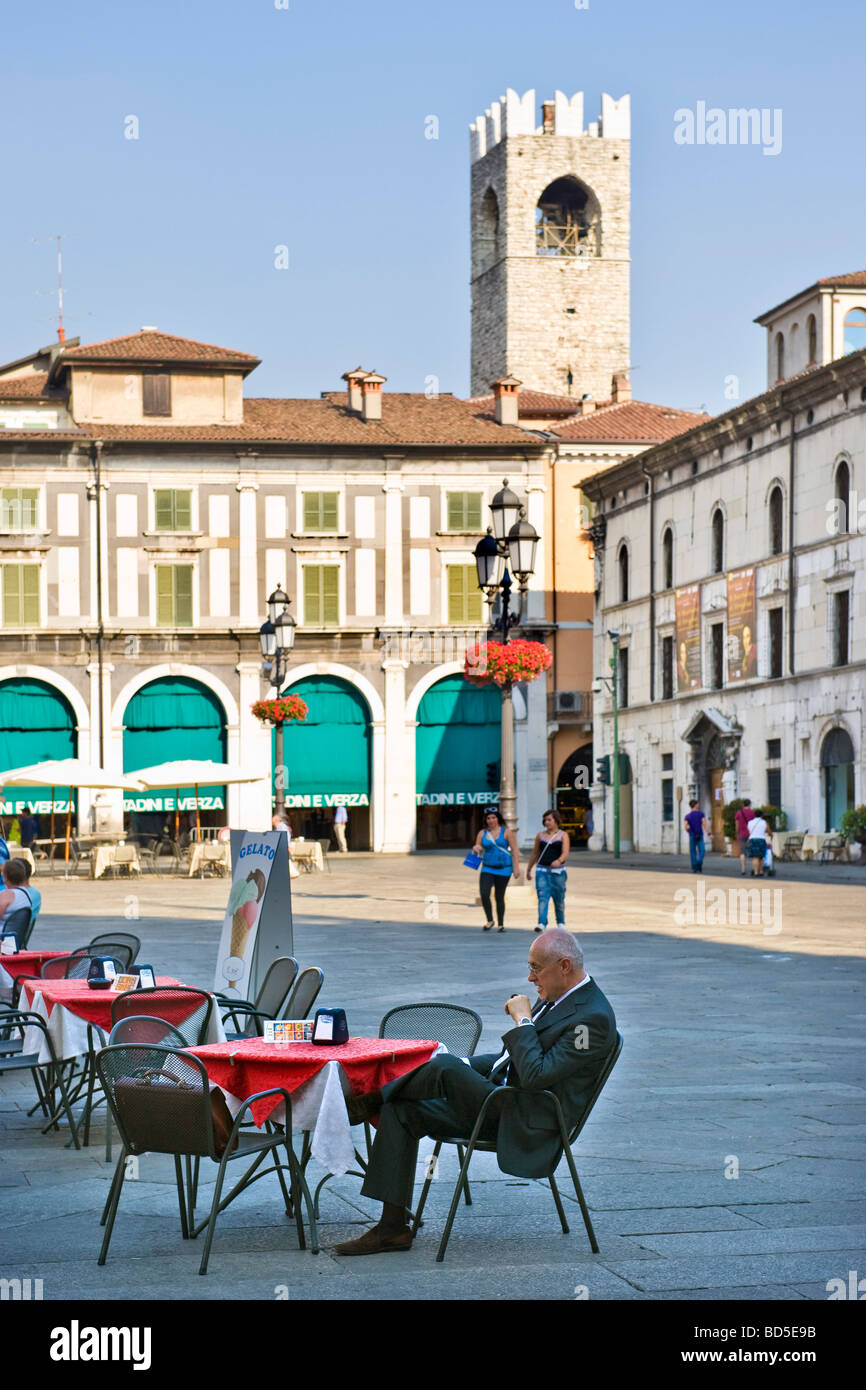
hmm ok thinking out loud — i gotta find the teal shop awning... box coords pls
[416,675,501,796]
[0,679,77,811]
[123,677,227,807]
[280,677,371,799]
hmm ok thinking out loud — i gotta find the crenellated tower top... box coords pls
[469,89,630,162]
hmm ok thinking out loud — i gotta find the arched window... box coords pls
[821,726,855,832]
[807,313,817,363]
[477,186,499,272]
[618,544,629,602]
[535,177,600,257]
[662,526,673,590]
[769,486,784,555]
[711,508,724,574]
[775,332,785,381]
[843,307,866,355]
[835,460,850,534]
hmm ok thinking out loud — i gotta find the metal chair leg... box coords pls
[456,1143,472,1205]
[175,1155,191,1239]
[198,1152,231,1275]
[98,1152,127,1264]
[562,1144,598,1252]
[548,1172,570,1234]
[435,1139,477,1262]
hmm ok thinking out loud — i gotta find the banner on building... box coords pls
[214,830,292,1002]
[726,567,757,682]
[416,791,493,806]
[675,585,701,692]
[124,793,225,812]
[284,792,369,808]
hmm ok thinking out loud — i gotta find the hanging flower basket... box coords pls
[464,640,553,688]
[251,695,309,725]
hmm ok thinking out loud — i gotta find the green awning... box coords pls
[0,679,77,811]
[123,678,227,803]
[280,677,371,798]
[416,675,500,796]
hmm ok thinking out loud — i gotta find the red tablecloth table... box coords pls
[0,949,67,985]
[189,1036,439,1127]
[21,975,188,1031]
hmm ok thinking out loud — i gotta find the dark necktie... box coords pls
[491,1001,551,1086]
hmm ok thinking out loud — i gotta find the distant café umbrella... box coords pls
[129,760,266,836]
[0,759,144,862]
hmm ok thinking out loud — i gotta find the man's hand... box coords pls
[505,994,532,1025]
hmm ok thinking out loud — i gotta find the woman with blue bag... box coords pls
[470,807,519,932]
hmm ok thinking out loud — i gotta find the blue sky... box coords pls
[1,0,863,413]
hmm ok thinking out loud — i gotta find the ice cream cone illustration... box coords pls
[223,869,267,989]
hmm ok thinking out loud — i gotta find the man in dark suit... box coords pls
[333,928,617,1255]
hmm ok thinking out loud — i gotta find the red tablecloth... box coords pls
[0,950,66,984]
[189,1036,439,1126]
[21,976,188,1030]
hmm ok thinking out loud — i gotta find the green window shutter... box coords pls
[446,493,481,531]
[154,491,173,530]
[174,566,193,625]
[1,491,13,529]
[303,494,319,531]
[21,565,39,625]
[322,565,339,624]
[3,566,19,624]
[447,493,463,531]
[321,493,339,532]
[2,565,39,625]
[23,490,38,528]
[447,566,465,623]
[304,566,340,625]
[303,493,338,532]
[174,492,192,531]
[465,494,482,531]
[156,566,174,625]
[304,567,321,625]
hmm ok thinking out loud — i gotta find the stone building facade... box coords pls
[0,331,552,851]
[469,88,630,402]
[580,291,866,854]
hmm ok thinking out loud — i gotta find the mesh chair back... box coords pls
[110,985,214,1045]
[90,932,141,962]
[568,1030,624,1143]
[96,1044,216,1157]
[380,1003,483,1057]
[109,1015,191,1049]
[1,907,32,942]
[80,940,135,970]
[66,954,124,980]
[280,967,324,1020]
[40,951,92,979]
[254,956,299,1017]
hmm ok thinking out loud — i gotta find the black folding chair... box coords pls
[89,932,141,962]
[279,967,324,1021]
[96,1043,316,1273]
[411,1030,624,1262]
[0,1009,81,1147]
[217,957,299,1039]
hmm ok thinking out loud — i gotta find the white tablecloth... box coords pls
[21,988,227,1064]
[290,840,324,872]
[91,844,141,879]
[4,844,36,873]
[188,842,231,876]
[218,1059,356,1177]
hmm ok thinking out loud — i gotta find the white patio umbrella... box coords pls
[129,760,266,835]
[0,759,144,861]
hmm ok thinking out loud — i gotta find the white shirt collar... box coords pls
[540,974,591,1013]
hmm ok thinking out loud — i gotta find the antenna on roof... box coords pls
[32,234,67,342]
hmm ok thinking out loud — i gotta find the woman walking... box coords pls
[472,807,519,932]
[526,809,570,932]
[746,808,770,878]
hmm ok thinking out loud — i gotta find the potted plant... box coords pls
[840,806,866,862]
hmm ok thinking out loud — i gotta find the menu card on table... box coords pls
[264,1020,314,1044]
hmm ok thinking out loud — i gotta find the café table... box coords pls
[188,1036,439,1179]
[801,832,848,862]
[0,948,66,998]
[91,843,141,879]
[289,839,324,873]
[20,976,227,1065]
[188,841,231,877]
[771,831,799,860]
[4,844,36,874]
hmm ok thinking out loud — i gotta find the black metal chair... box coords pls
[89,932,141,965]
[279,967,324,1021]
[1,906,34,948]
[217,957,299,1039]
[0,1009,81,1147]
[411,1030,624,1262]
[96,1043,317,1274]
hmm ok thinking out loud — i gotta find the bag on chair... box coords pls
[113,1068,237,1157]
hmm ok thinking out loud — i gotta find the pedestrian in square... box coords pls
[746,809,770,878]
[684,799,707,873]
[526,809,570,932]
[334,803,348,852]
[734,799,752,876]
[472,807,519,932]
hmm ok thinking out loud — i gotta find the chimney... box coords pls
[492,375,521,426]
[611,372,631,404]
[542,100,555,134]
[580,394,596,415]
[342,367,368,413]
[360,370,386,422]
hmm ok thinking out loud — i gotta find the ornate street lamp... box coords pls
[259,586,296,819]
[473,481,540,836]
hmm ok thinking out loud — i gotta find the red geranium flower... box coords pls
[464,640,553,688]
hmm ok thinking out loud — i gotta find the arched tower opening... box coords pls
[535,176,600,257]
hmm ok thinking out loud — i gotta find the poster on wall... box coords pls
[675,585,702,692]
[214,830,292,1002]
[726,567,758,681]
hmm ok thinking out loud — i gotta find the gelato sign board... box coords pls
[214,830,293,1002]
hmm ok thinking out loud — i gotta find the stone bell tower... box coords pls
[470,88,631,402]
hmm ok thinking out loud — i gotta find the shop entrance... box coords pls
[415,676,501,848]
[554,744,592,848]
[821,727,855,832]
[281,676,372,849]
[122,677,228,838]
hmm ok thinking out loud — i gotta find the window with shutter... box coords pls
[2,564,40,626]
[154,490,192,531]
[302,492,339,532]
[142,372,171,416]
[446,492,483,532]
[447,566,483,624]
[1,488,39,530]
[155,565,193,626]
[304,565,340,625]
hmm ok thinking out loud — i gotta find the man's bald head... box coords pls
[527,929,586,1003]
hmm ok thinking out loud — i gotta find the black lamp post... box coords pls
[259,585,296,819]
[473,480,540,835]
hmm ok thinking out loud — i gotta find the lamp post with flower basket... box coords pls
[466,481,547,838]
[257,586,298,820]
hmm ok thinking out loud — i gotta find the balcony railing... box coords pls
[535,222,598,258]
